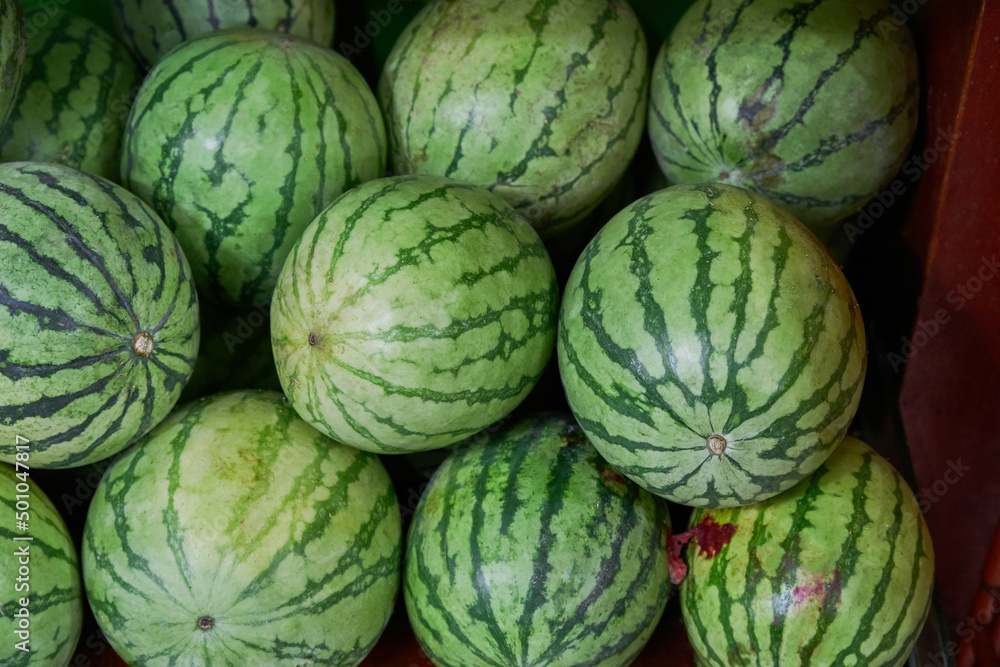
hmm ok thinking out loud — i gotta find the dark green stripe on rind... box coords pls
[0,464,83,667]
[557,182,866,507]
[680,436,935,666]
[0,162,199,469]
[0,10,140,182]
[121,28,384,307]
[270,175,559,454]
[111,0,336,69]
[81,390,401,667]
[647,0,919,230]
[404,414,670,667]
[378,0,648,237]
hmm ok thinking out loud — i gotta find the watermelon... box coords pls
[0,462,84,666]
[647,0,919,237]
[270,174,559,454]
[121,28,386,307]
[82,390,402,666]
[112,0,336,69]
[377,0,649,238]
[0,10,140,182]
[680,436,935,666]
[0,162,199,469]
[0,0,25,128]
[405,413,671,666]
[557,182,866,508]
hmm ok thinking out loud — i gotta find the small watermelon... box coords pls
[121,28,386,307]
[82,390,402,666]
[647,0,919,236]
[378,0,649,237]
[405,413,671,666]
[0,162,199,469]
[681,436,934,666]
[0,0,25,128]
[270,175,559,454]
[557,182,866,508]
[0,10,140,181]
[0,463,84,666]
[112,0,336,69]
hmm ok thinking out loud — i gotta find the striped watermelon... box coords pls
[557,182,866,508]
[0,162,199,469]
[405,413,671,667]
[647,0,919,236]
[378,0,649,238]
[121,28,386,307]
[82,390,402,666]
[0,0,25,128]
[270,175,559,455]
[0,10,140,182]
[0,462,83,666]
[680,436,935,666]
[112,0,336,69]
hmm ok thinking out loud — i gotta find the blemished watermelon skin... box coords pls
[0,463,84,667]
[405,413,671,667]
[270,175,559,455]
[0,10,140,182]
[681,436,935,667]
[647,0,919,235]
[0,162,199,469]
[378,0,649,238]
[557,182,866,508]
[121,28,386,307]
[0,0,25,128]
[112,0,336,69]
[82,390,402,667]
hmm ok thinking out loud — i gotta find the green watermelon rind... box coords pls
[680,436,935,667]
[81,390,402,667]
[557,182,866,508]
[121,27,386,307]
[0,463,84,667]
[0,9,141,181]
[111,0,337,69]
[405,413,671,667]
[270,174,560,455]
[0,161,200,469]
[647,0,920,231]
[378,0,649,237]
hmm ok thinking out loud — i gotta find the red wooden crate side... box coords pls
[899,0,1000,646]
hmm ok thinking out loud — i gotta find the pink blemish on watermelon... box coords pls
[791,569,843,609]
[792,578,824,604]
[692,517,737,558]
[664,516,738,585]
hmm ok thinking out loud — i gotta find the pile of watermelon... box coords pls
[0,0,938,665]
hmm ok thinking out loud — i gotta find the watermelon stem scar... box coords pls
[706,434,727,455]
[197,616,214,630]
[132,332,154,358]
